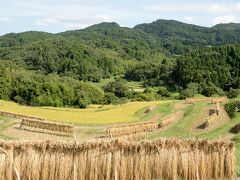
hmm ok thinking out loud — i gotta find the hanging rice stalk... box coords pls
[0,111,44,121]
[216,102,220,115]
[159,114,175,127]
[20,118,74,135]
[212,96,228,104]
[0,138,235,180]
[185,98,210,104]
[185,97,227,104]
[201,113,218,128]
[97,131,147,141]
[107,121,158,136]
[201,102,221,129]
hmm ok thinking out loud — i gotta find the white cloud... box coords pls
[182,16,196,24]
[213,15,238,24]
[64,23,90,29]
[205,3,228,13]
[0,17,14,22]
[144,3,197,12]
[35,13,112,28]
[206,3,240,13]
[144,2,240,14]
[36,18,59,26]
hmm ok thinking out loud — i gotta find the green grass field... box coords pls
[92,77,146,92]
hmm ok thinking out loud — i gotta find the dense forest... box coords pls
[135,20,240,54]
[0,19,239,107]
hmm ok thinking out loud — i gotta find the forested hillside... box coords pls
[174,45,240,96]
[135,19,240,54]
[0,31,54,47]
[0,61,104,107]
[0,19,240,107]
[0,37,127,81]
[60,22,166,61]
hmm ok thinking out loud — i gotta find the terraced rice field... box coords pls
[0,100,175,125]
[0,99,240,175]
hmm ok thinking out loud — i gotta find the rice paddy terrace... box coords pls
[0,97,240,177]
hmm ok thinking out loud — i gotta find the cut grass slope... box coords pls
[148,102,206,138]
[135,101,177,122]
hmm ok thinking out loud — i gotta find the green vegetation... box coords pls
[225,100,240,118]
[135,101,177,122]
[134,19,240,54]
[174,45,240,99]
[0,62,104,108]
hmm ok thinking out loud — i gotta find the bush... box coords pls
[157,86,170,97]
[179,83,199,99]
[227,88,239,99]
[201,82,225,97]
[103,93,120,105]
[104,78,130,98]
[135,92,160,101]
[225,100,240,118]
[77,98,91,108]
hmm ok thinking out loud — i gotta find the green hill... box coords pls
[134,19,240,54]
[60,22,166,61]
[0,31,54,47]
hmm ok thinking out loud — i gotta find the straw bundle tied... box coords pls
[159,114,175,127]
[107,121,158,135]
[97,131,147,141]
[0,138,235,180]
[20,118,74,134]
[0,111,44,121]
[185,97,227,104]
[202,102,221,129]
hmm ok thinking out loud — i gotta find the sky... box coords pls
[0,0,240,35]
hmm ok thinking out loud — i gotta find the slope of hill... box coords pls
[60,22,166,61]
[0,37,127,81]
[0,22,170,82]
[0,31,54,47]
[212,23,240,31]
[134,19,240,54]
